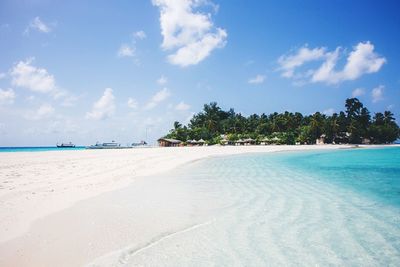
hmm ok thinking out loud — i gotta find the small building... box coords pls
[243,138,256,146]
[220,135,234,145]
[187,139,207,146]
[198,139,206,146]
[186,139,197,146]
[271,136,281,145]
[260,137,270,145]
[316,134,326,145]
[158,138,182,147]
[235,139,245,146]
[362,138,371,144]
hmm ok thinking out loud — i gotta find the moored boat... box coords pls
[56,142,75,148]
[86,141,131,149]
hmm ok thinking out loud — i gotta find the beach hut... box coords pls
[157,138,182,147]
[198,139,206,146]
[260,137,270,145]
[316,134,326,145]
[186,139,197,146]
[221,139,228,145]
[362,138,371,144]
[220,135,228,145]
[271,136,281,145]
[235,139,245,146]
[243,138,256,146]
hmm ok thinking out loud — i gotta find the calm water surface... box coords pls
[89,147,400,266]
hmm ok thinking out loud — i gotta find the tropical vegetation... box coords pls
[163,98,399,145]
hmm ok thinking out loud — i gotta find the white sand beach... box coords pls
[0,144,369,266]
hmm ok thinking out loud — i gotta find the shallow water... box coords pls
[0,146,85,152]
[88,147,400,266]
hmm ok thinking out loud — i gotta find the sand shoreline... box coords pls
[0,144,397,266]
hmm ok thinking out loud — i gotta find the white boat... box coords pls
[86,141,130,149]
[131,140,148,147]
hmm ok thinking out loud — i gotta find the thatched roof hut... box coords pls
[158,138,182,147]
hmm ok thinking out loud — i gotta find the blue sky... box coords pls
[0,0,399,146]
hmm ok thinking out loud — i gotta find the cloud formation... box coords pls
[117,44,135,57]
[371,85,384,103]
[175,101,190,111]
[134,30,146,40]
[9,58,77,105]
[145,88,170,110]
[10,58,55,93]
[0,88,15,105]
[152,0,227,67]
[352,88,365,98]
[248,74,266,84]
[127,97,138,109]
[25,104,55,120]
[86,88,116,120]
[25,17,52,34]
[157,75,168,85]
[322,108,335,116]
[278,42,386,85]
[278,46,326,78]
[117,30,146,61]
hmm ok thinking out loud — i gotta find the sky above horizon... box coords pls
[0,0,399,146]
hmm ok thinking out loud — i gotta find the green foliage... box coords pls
[163,99,400,145]
[369,111,399,143]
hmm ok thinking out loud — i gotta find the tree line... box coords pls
[164,98,399,145]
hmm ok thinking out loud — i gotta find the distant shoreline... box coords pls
[0,143,398,153]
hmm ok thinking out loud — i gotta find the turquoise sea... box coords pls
[0,146,85,152]
[90,147,400,266]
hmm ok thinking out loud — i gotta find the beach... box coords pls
[1,144,398,266]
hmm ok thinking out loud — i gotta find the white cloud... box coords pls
[311,48,340,83]
[134,30,146,40]
[26,95,36,103]
[278,42,386,85]
[25,17,51,34]
[9,58,77,104]
[127,97,138,109]
[118,30,146,60]
[36,104,54,118]
[0,72,6,79]
[117,44,135,57]
[278,46,326,78]
[46,119,78,134]
[61,94,80,107]
[175,101,190,111]
[248,74,266,84]
[86,88,116,120]
[25,104,55,120]
[342,42,386,80]
[10,58,55,93]
[152,0,227,67]
[145,88,170,110]
[371,85,384,103]
[157,75,168,85]
[322,108,335,116]
[312,42,386,84]
[0,88,15,105]
[352,88,365,98]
